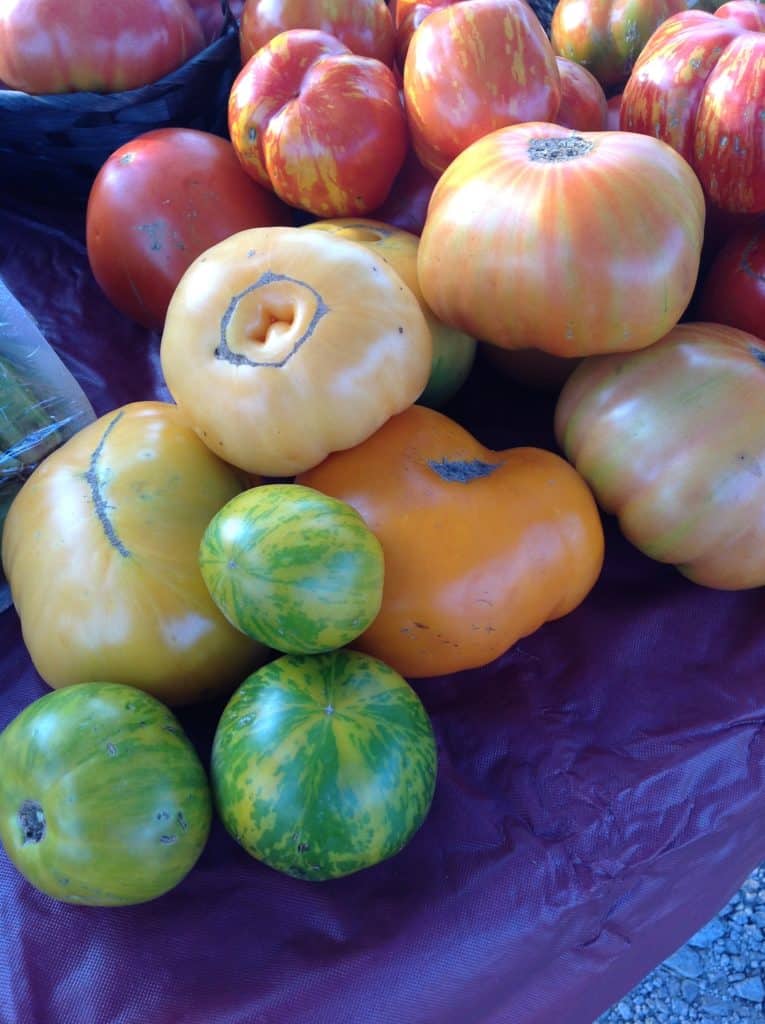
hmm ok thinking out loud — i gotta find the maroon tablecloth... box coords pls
[1,200,764,1024]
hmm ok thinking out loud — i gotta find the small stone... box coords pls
[681,980,700,1002]
[733,976,765,1003]
[616,1001,632,1020]
[671,997,689,1016]
[689,918,725,948]
[665,948,704,979]
[700,995,734,1016]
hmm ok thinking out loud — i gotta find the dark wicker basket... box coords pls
[0,1,241,206]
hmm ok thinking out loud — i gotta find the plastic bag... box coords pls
[0,276,96,610]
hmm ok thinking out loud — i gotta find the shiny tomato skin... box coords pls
[86,128,291,331]
[694,217,765,336]
[0,0,205,94]
[554,56,609,131]
[229,30,408,217]
[239,0,395,65]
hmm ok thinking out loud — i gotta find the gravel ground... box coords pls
[597,865,765,1024]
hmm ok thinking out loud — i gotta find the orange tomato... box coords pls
[297,404,604,678]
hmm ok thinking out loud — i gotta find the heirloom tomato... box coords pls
[86,128,291,331]
[211,649,437,880]
[228,29,407,217]
[418,122,705,357]
[300,217,476,407]
[620,3,765,213]
[403,0,561,176]
[554,57,609,131]
[693,217,765,335]
[200,484,384,654]
[298,404,604,679]
[555,323,765,589]
[550,0,686,92]
[239,0,395,65]
[0,683,211,906]
[160,226,431,477]
[0,0,204,94]
[1,401,265,706]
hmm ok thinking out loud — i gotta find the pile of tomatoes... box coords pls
[0,0,763,906]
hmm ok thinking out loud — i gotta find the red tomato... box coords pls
[228,30,408,217]
[0,0,205,94]
[620,4,765,213]
[694,217,765,336]
[554,56,608,131]
[606,92,623,130]
[368,147,438,235]
[240,0,395,65]
[86,128,291,331]
[402,0,561,176]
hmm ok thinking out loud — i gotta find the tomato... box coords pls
[228,29,408,217]
[159,226,432,477]
[239,0,395,65]
[555,322,765,589]
[86,128,291,331]
[297,404,604,679]
[300,217,476,407]
[481,343,581,392]
[368,147,438,236]
[554,56,609,131]
[0,683,211,906]
[0,0,204,94]
[693,217,765,337]
[417,122,706,358]
[211,649,437,880]
[620,4,765,213]
[1,401,265,706]
[200,484,384,654]
[551,0,686,91]
[403,0,561,176]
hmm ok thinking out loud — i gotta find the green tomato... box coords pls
[199,483,385,655]
[0,683,212,906]
[211,649,438,880]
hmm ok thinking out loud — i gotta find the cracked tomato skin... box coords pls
[1,401,266,706]
[297,404,605,679]
[620,3,765,213]
[86,128,291,331]
[211,649,437,880]
[228,29,408,217]
[0,683,212,906]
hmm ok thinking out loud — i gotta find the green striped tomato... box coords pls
[0,683,212,906]
[211,649,438,880]
[199,483,385,655]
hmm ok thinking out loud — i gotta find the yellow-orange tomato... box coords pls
[298,404,605,678]
[160,226,432,477]
[1,401,266,706]
[300,217,476,407]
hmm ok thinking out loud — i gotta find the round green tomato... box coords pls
[0,683,212,906]
[199,483,385,655]
[418,322,477,409]
[211,649,438,880]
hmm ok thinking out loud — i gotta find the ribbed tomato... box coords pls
[0,683,212,906]
[620,3,765,213]
[555,322,765,588]
[417,122,706,357]
[199,484,384,654]
[211,649,437,880]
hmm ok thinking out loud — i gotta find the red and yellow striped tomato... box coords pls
[239,0,396,65]
[417,122,706,357]
[402,0,561,176]
[228,29,408,217]
[620,3,765,213]
[550,0,686,91]
[555,322,765,589]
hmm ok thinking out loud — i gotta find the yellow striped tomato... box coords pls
[417,122,706,357]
